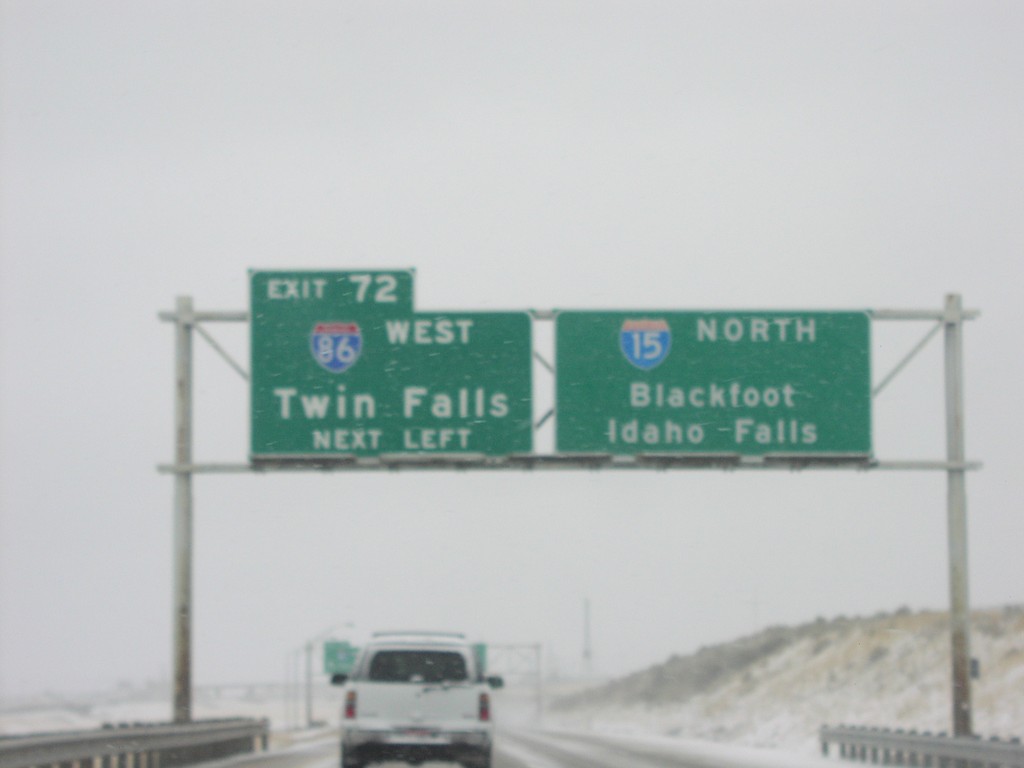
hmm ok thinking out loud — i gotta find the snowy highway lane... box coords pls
[495,729,834,768]
[499,728,702,767]
[215,729,834,768]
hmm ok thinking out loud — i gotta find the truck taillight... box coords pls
[344,690,357,719]
[478,692,490,722]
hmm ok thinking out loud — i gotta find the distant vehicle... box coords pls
[331,631,504,768]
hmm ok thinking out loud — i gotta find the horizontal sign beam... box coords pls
[157,457,982,474]
[159,308,982,324]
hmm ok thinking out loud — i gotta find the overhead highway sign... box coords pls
[555,310,872,456]
[250,270,532,458]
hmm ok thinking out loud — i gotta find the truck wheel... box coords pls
[340,749,363,768]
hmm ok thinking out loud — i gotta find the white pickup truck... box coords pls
[331,632,503,768]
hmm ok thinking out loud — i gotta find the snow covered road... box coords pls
[495,729,835,768]
[207,728,835,768]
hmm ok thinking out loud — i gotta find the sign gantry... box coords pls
[161,275,979,738]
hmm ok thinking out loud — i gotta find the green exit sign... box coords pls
[250,270,532,458]
[323,641,359,675]
[556,311,871,456]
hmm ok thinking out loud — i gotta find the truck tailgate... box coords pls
[353,681,483,729]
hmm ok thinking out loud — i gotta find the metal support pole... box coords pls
[535,644,544,726]
[944,293,972,737]
[288,648,302,729]
[283,655,291,730]
[583,598,592,678]
[173,296,194,723]
[305,641,313,728]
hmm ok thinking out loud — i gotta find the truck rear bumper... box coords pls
[343,729,491,765]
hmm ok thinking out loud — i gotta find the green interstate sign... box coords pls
[323,641,359,675]
[556,311,871,456]
[250,270,532,458]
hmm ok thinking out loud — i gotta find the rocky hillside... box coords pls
[547,606,1024,754]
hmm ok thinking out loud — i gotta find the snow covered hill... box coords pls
[546,606,1024,755]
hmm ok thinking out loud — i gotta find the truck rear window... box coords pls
[368,650,468,682]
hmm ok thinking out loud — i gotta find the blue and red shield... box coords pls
[621,319,671,370]
[311,322,362,373]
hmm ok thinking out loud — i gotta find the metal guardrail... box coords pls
[0,719,269,768]
[821,725,1024,767]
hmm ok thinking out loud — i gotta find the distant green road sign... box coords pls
[323,641,359,675]
[555,311,871,456]
[250,270,532,458]
[472,643,487,674]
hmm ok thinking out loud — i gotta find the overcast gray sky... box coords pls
[1,1,1022,700]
